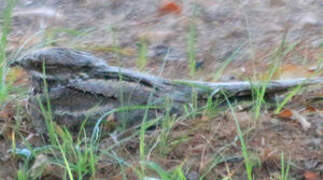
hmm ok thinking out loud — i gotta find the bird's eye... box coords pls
[32,61,43,68]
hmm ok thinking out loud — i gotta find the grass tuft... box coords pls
[0,0,15,102]
[223,91,254,180]
[136,39,148,71]
[280,152,290,180]
[187,22,197,77]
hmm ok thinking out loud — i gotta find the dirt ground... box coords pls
[0,0,322,179]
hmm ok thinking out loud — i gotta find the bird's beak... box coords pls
[9,59,20,67]
[9,54,27,67]
[9,55,27,68]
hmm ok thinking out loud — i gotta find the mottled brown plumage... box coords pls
[11,48,190,133]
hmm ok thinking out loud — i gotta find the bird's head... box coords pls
[10,47,109,81]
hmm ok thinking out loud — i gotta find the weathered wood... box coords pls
[10,48,323,133]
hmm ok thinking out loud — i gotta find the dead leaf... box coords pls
[277,109,293,119]
[158,1,182,16]
[306,105,318,112]
[304,171,319,180]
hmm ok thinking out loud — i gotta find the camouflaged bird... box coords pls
[12,48,323,134]
[10,48,191,133]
